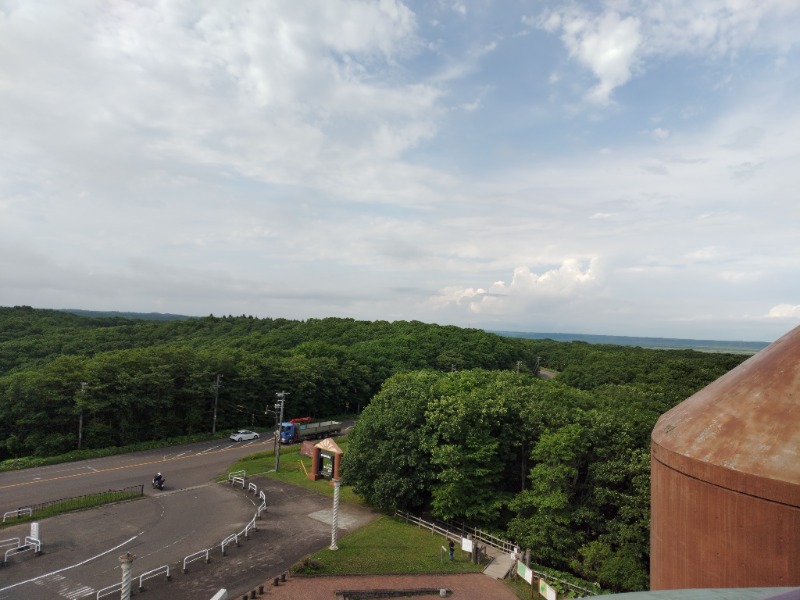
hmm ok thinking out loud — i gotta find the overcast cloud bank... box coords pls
[2,1,799,342]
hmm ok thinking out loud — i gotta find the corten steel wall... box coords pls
[651,326,800,590]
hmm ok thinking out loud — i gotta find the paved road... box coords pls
[0,434,274,510]
[0,428,374,600]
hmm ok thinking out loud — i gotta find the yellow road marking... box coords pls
[0,440,267,490]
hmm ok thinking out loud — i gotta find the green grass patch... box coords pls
[1,488,143,529]
[293,515,487,576]
[223,436,364,505]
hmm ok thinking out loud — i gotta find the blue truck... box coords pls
[279,417,342,444]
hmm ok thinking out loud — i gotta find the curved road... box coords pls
[0,434,272,599]
[0,434,273,509]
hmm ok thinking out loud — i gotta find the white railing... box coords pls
[2,507,32,522]
[257,490,267,518]
[242,515,257,537]
[183,548,210,573]
[394,509,596,597]
[230,476,245,489]
[0,537,20,551]
[228,469,246,481]
[96,582,121,599]
[138,565,170,591]
[221,533,239,555]
[2,536,41,565]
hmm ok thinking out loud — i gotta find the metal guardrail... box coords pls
[0,537,20,550]
[96,581,122,599]
[257,490,267,518]
[221,532,240,555]
[182,548,210,573]
[2,536,41,565]
[3,486,143,522]
[2,508,32,522]
[138,565,170,591]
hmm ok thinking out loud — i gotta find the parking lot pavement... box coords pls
[0,482,254,600]
[0,477,379,600]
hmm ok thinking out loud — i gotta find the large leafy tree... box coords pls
[341,371,438,511]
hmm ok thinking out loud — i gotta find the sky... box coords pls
[2,1,800,342]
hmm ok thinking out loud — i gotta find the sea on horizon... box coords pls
[490,330,769,355]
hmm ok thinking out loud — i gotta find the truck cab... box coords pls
[280,422,297,444]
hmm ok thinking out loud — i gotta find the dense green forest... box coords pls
[0,306,549,456]
[0,305,749,591]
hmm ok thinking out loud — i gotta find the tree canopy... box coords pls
[0,305,750,591]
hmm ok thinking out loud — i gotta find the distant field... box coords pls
[492,330,770,355]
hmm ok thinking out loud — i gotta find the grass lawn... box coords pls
[224,438,598,600]
[224,436,364,504]
[294,515,487,575]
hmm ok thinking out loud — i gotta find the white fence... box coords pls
[2,508,32,522]
[2,536,41,565]
[138,565,170,591]
[4,471,272,599]
[394,510,597,597]
[95,581,121,599]
[182,548,210,573]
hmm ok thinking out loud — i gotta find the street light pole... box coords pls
[212,374,223,434]
[274,391,288,472]
[78,382,87,450]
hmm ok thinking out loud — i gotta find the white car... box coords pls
[230,429,260,442]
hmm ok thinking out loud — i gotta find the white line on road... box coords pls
[0,535,139,593]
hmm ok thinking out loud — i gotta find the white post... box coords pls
[119,552,135,600]
[330,478,340,550]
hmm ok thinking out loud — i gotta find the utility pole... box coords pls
[78,382,87,450]
[274,391,288,472]
[212,374,223,434]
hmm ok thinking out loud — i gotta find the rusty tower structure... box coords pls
[650,326,800,589]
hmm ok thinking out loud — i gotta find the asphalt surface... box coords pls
[0,434,275,510]
[0,424,371,600]
[0,476,378,600]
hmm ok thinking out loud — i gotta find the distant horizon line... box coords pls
[9,306,775,348]
[490,329,771,345]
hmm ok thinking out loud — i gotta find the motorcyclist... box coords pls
[153,472,165,489]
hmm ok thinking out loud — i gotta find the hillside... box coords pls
[0,305,753,592]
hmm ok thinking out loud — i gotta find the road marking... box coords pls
[0,535,138,592]
[33,573,95,600]
[0,441,268,491]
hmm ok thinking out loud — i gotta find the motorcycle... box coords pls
[152,476,166,490]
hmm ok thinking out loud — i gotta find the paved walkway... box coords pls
[482,544,516,580]
[236,572,519,599]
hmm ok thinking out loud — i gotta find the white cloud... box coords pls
[559,11,642,104]
[1,1,799,342]
[767,304,800,318]
[535,1,800,104]
[427,259,597,316]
